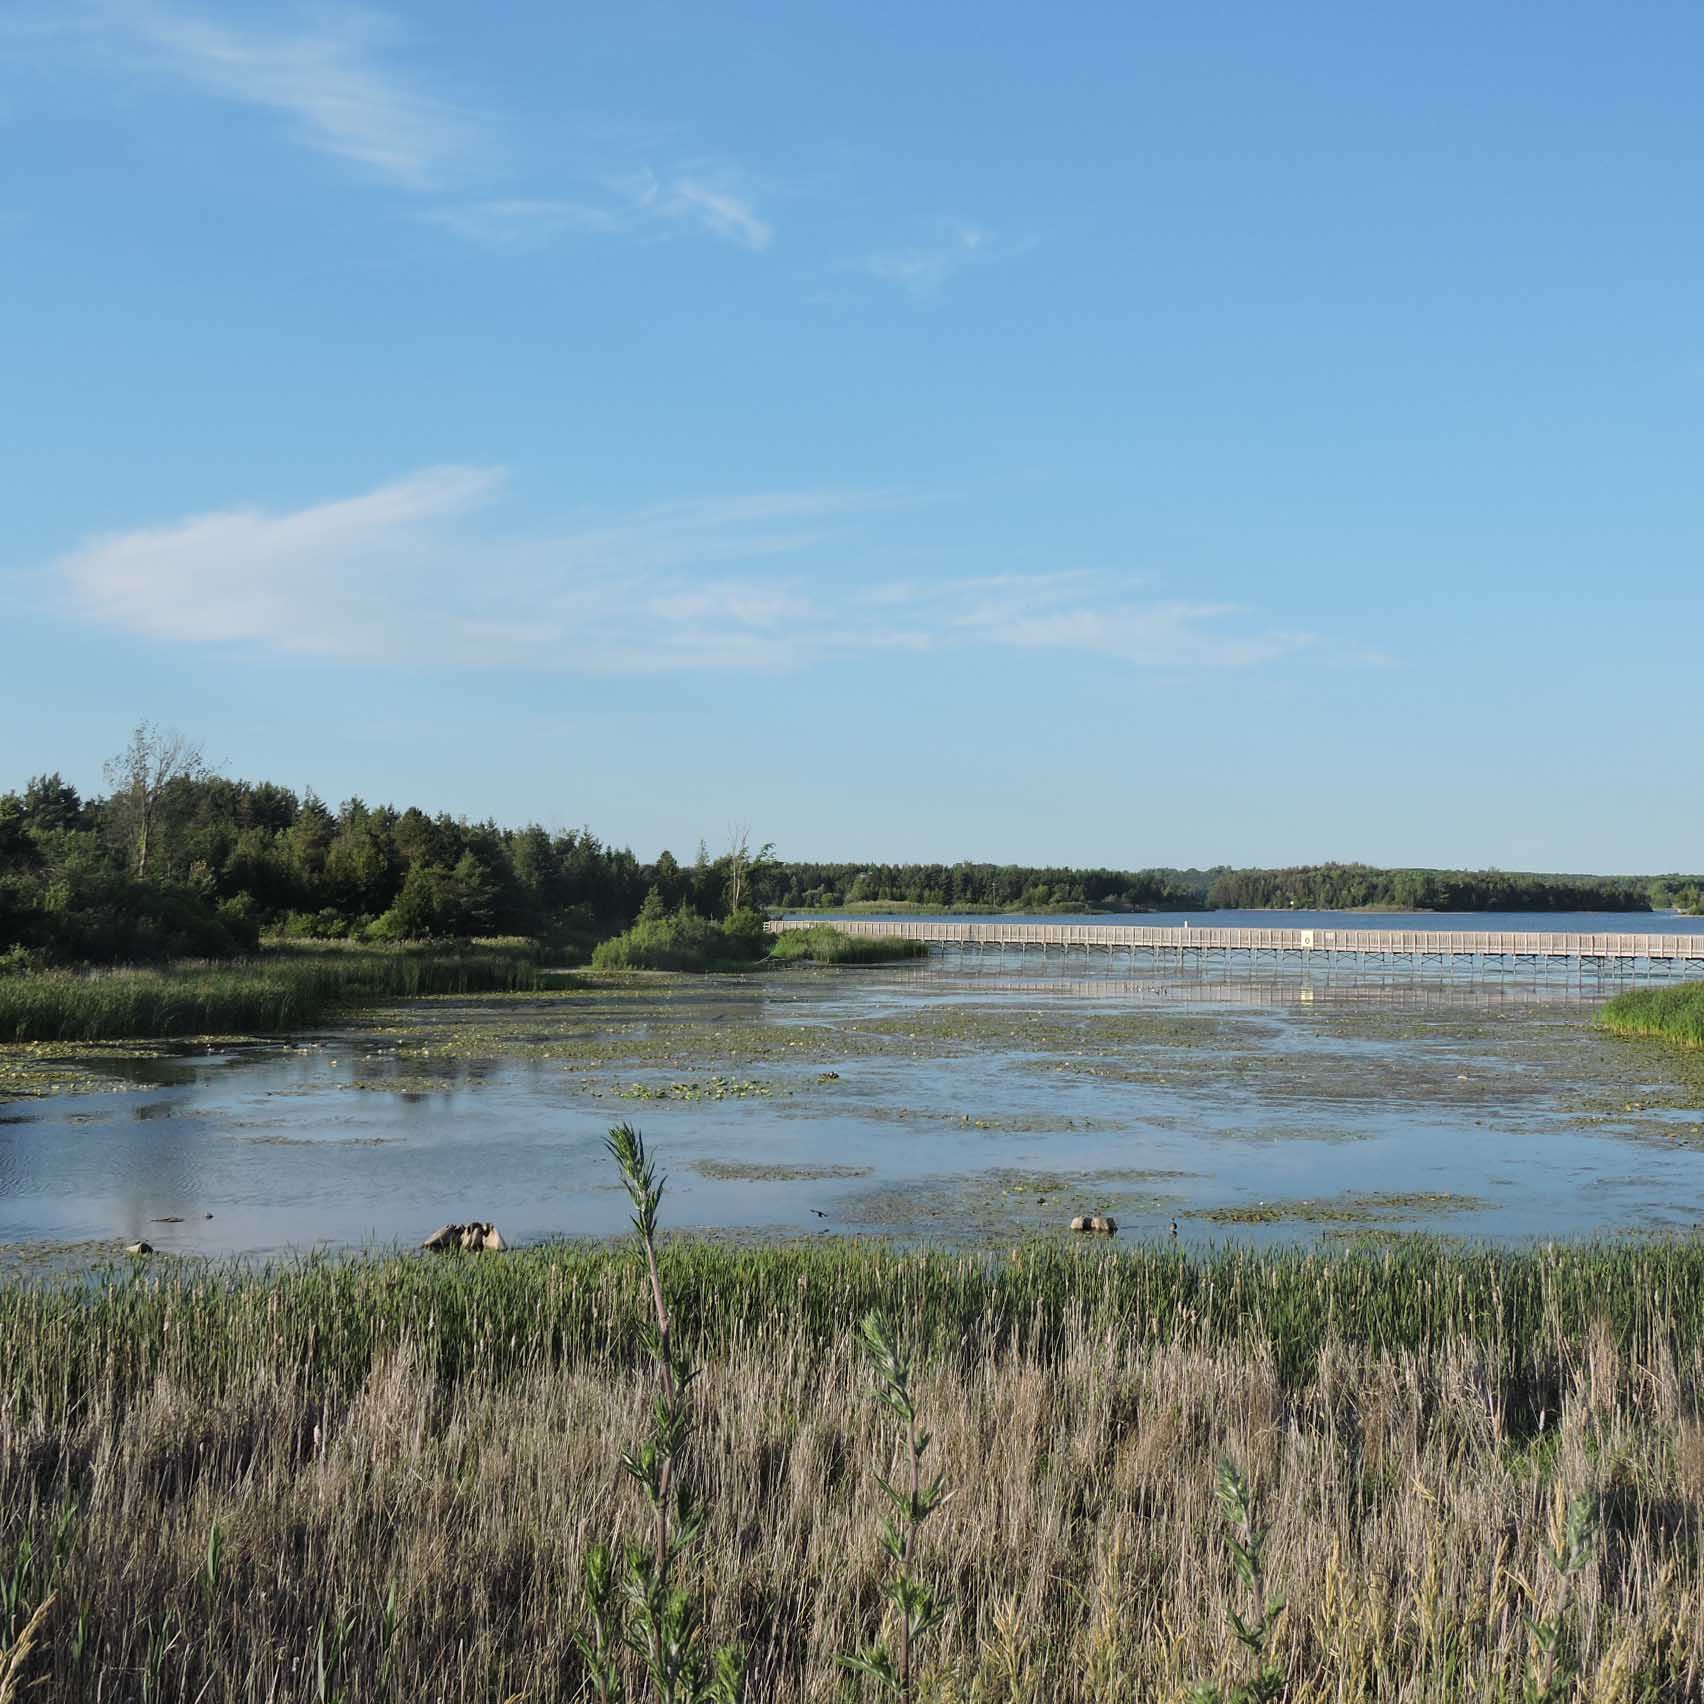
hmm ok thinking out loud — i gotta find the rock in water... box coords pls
[1069,1215,1089,1232]
[1090,1215,1118,1235]
[423,1221,506,1253]
[124,1240,153,1256]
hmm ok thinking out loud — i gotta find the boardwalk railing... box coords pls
[765,917,1704,973]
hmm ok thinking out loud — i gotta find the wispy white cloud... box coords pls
[613,164,774,251]
[421,198,622,249]
[56,466,508,647]
[51,470,1315,673]
[867,221,992,297]
[114,3,475,190]
[26,6,778,251]
[663,178,772,250]
[429,166,775,252]
[980,603,1312,668]
[859,573,1315,666]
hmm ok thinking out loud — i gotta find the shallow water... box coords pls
[2,952,1702,1261]
[817,906,1704,935]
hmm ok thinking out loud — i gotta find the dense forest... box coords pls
[747,860,1221,912]
[0,730,698,966]
[2,730,1698,968]
[754,860,1704,916]
[1200,862,1677,913]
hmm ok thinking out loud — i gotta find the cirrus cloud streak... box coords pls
[52,467,1320,674]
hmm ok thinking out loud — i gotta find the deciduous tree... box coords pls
[102,723,209,878]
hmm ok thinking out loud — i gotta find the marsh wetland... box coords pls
[4,956,1703,1262]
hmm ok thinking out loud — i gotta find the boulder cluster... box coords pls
[1069,1215,1118,1235]
[421,1221,506,1253]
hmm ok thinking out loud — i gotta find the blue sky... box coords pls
[4,2,1701,871]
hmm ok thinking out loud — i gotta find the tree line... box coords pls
[1199,862,1676,914]
[2,728,1697,967]
[760,860,1695,916]
[0,728,741,966]
[749,861,1221,912]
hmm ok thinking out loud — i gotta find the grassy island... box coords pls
[1602,982,1704,1050]
[3,1235,1704,1700]
[591,911,926,972]
[763,921,930,964]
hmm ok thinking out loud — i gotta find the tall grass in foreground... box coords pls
[0,940,548,1043]
[1602,981,1704,1049]
[1,1237,1701,1699]
[9,1238,1704,1424]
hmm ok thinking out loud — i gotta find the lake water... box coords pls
[3,910,1702,1264]
[823,907,1704,934]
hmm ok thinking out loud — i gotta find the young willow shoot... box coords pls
[1524,1493,1600,1704]
[841,1310,952,1702]
[1188,1460,1286,1704]
[591,1123,745,1704]
[575,1542,624,1704]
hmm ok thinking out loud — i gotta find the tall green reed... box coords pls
[582,1125,745,1704]
[1188,1462,1285,1704]
[8,1238,1704,1432]
[841,1311,952,1702]
[1523,1493,1599,1704]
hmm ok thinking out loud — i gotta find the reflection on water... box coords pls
[2,952,1702,1262]
[836,907,1704,936]
[890,968,1610,1008]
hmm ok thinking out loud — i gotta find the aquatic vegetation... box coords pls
[617,1075,776,1102]
[0,942,549,1044]
[1187,1191,1488,1225]
[7,1236,1704,1414]
[766,925,928,966]
[692,1160,872,1181]
[836,1171,1176,1241]
[1603,982,1704,1050]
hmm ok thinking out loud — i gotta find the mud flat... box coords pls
[2,965,1703,1256]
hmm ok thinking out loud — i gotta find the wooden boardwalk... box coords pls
[766,918,1704,977]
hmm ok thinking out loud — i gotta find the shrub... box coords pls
[279,908,355,941]
[591,909,764,973]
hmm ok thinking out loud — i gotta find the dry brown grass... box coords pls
[3,1304,1702,1701]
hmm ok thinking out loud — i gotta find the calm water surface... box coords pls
[3,912,1702,1261]
[826,907,1704,934]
